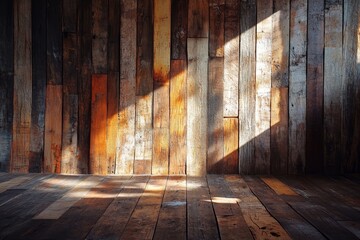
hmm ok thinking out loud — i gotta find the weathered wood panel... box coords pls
[271,0,289,175]
[63,0,78,33]
[239,0,256,174]
[153,0,171,175]
[324,0,342,174]
[223,118,239,173]
[342,0,360,173]
[62,33,78,95]
[255,0,272,174]
[209,0,224,57]
[188,0,209,38]
[171,0,188,60]
[0,0,14,172]
[223,0,239,117]
[187,38,208,176]
[306,0,324,173]
[207,57,224,174]
[289,0,307,174]
[169,60,186,174]
[92,0,108,74]
[90,75,108,175]
[11,0,32,173]
[44,85,63,173]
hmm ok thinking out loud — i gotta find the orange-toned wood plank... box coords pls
[90,74,107,174]
[188,0,209,38]
[44,85,62,173]
[152,0,171,175]
[117,0,137,174]
[224,118,238,173]
[169,60,186,174]
[11,0,32,173]
[261,176,299,196]
[209,0,224,57]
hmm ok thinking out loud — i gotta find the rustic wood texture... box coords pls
[92,0,108,74]
[0,0,13,172]
[171,0,188,60]
[324,0,342,174]
[306,0,324,173]
[223,118,239,173]
[187,38,208,176]
[153,0,171,175]
[11,0,32,173]
[289,0,307,174]
[207,57,224,174]
[89,74,107,174]
[209,0,225,57]
[169,60,186,174]
[44,85,63,173]
[239,0,256,174]
[188,0,209,38]
[255,0,272,175]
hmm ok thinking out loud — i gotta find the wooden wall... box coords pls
[0,0,359,175]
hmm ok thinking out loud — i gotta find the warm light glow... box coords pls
[205,197,241,204]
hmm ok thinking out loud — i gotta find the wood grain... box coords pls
[223,118,239,174]
[44,85,63,173]
[92,0,108,74]
[171,0,188,60]
[11,0,32,173]
[188,0,209,38]
[209,0,225,57]
[187,38,208,176]
[90,75,107,174]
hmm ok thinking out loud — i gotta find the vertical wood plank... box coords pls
[47,0,62,85]
[188,0,209,38]
[207,57,224,173]
[271,0,289,175]
[306,0,324,173]
[171,0,188,60]
[324,0,342,174]
[342,0,360,173]
[63,0,78,33]
[153,0,171,175]
[255,0,272,174]
[62,33,78,95]
[11,0,32,173]
[289,0,307,174]
[108,0,120,73]
[224,118,239,173]
[117,0,136,174]
[61,95,79,173]
[90,75,108,174]
[0,0,14,172]
[78,0,92,173]
[169,60,186,174]
[92,0,108,74]
[135,0,153,174]
[239,0,256,174]
[187,38,208,176]
[224,0,239,117]
[44,85,63,173]
[209,0,225,57]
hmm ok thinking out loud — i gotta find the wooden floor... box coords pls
[0,173,359,240]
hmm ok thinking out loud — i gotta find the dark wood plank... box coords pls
[108,0,120,72]
[92,0,108,74]
[306,0,324,173]
[342,0,360,173]
[87,176,150,240]
[324,0,343,174]
[244,176,326,240]
[207,175,253,239]
[188,0,209,38]
[62,33,78,95]
[271,0,289,175]
[63,0,78,33]
[153,176,187,240]
[225,175,291,239]
[46,0,62,85]
[0,0,14,172]
[120,176,167,240]
[171,0,188,60]
[207,57,224,174]
[77,0,92,174]
[44,85,63,173]
[209,0,224,57]
[30,0,47,173]
[187,176,220,240]
[11,0,32,173]
[117,0,137,174]
[90,74,108,174]
[169,60,187,174]
[239,0,256,174]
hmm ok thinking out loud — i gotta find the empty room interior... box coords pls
[0,0,359,239]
